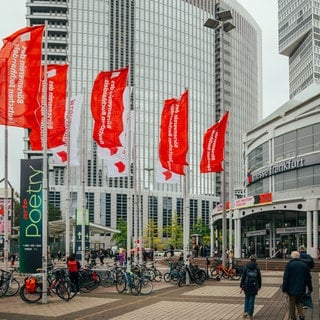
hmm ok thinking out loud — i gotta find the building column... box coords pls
[307,210,312,252]
[312,210,319,257]
[233,210,241,258]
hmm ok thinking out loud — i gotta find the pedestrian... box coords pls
[119,249,126,266]
[240,254,262,320]
[98,249,105,265]
[67,253,81,294]
[57,250,62,261]
[9,253,16,267]
[298,245,314,270]
[169,245,174,257]
[282,251,313,320]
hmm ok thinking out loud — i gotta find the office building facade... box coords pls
[278,0,320,98]
[212,84,320,259]
[24,0,262,250]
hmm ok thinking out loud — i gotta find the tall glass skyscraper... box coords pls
[278,0,320,98]
[24,0,262,249]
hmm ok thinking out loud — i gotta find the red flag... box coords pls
[29,64,68,150]
[159,90,189,175]
[200,111,229,173]
[0,25,44,128]
[91,67,129,149]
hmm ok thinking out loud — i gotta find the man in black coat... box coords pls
[282,251,313,320]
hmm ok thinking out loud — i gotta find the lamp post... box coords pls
[204,10,235,266]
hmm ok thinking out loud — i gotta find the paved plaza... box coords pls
[0,270,317,320]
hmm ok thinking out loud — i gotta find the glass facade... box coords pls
[25,0,262,246]
[278,0,320,98]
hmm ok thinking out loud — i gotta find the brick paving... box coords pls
[0,269,317,320]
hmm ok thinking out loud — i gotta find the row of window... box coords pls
[48,191,210,237]
[248,123,320,172]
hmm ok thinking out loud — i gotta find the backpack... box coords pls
[68,260,79,273]
[244,268,258,288]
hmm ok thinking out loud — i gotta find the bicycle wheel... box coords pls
[153,270,162,282]
[116,274,126,293]
[0,279,9,297]
[65,280,77,300]
[231,266,242,280]
[100,270,114,287]
[130,274,142,296]
[140,277,153,295]
[19,283,42,303]
[56,282,70,301]
[163,272,171,282]
[5,278,20,296]
[210,266,220,277]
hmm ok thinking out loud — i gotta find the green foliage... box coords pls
[163,213,183,249]
[48,203,62,221]
[190,218,211,246]
[111,218,127,248]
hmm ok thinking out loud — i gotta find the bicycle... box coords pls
[20,267,75,303]
[0,267,20,297]
[163,261,183,284]
[79,268,101,293]
[178,263,207,287]
[210,259,242,280]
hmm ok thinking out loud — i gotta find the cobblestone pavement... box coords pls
[0,269,317,320]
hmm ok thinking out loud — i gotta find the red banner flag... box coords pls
[91,67,129,149]
[200,111,229,173]
[0,25,44,128]
[29,64,68,150]
[159,90,189,175]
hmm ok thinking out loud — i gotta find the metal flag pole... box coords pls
[3,56,9,271]
[80,88,87,267]
[183,167,190,285]
[42,20,49,304]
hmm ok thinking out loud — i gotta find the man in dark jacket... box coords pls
[298,246,314,270]
[282,251,313,320]
[240,255,262,320]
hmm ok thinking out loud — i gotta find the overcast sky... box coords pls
[0,0,289,190]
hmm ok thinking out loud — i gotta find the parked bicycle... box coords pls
[20,266,75,303]
[79,267,100,293]
[163,261,183,284]
[178,263,207,286]
[116,265,153,295]
[210,258,242,280]
[0,267,20,297]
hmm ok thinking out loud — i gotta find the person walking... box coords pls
[298,246,314,270]
[67,253,81,294]
[240,254,262,320]
[282,251,313,320]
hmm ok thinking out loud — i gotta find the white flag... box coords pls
[155,159,180,184]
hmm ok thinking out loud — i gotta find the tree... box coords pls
[190,218,211,246]
[163,214,183,249]
[48,203,62,221]
[111,218,127,248]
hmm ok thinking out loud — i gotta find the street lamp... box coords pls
[204,10,235,266]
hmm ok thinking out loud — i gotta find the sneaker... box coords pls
[243,312,248,318]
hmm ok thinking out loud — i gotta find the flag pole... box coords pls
[80,88,87,267]
[41,20,49,304]
[3,57,9,271]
